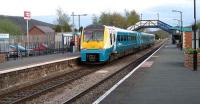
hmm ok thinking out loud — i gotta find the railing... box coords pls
[0,34,78,61]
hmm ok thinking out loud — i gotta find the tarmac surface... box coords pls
[100,43,200,104]
[0,52,80,71]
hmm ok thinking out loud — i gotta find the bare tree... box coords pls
[54,8,71,32]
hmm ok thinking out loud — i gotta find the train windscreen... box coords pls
[84,30,104,41]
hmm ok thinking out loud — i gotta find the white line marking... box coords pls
[0,56,80,74]
[92,44,165,104]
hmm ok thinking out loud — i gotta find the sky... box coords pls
[0,0,200,28]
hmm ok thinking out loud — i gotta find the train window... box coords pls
[129,36,131,41]
[123,35,125,41]
[122,35,125,41]
[84,31,93,41]
[93,31,104,41]
[124,36,125,41]
[84,30,104,41]
[117,35,120,41]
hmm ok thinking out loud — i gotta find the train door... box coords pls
[109,28,115,46]
[110,33,113,46]
[113,31,117,52]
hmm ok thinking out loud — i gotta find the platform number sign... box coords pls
[24,11,31,20]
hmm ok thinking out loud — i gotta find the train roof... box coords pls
[84,25,104,30]
[140,32,155,36]
[84,25,154,36]
[105,25,138,33]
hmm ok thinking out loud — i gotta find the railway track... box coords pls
[64,42,164,104]
[0,40,165,104]
[0,65,106,104]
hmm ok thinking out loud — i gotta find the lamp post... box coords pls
[71,13,87,30]
[157,13,159,20]
[173,19,181,26]
[71,12,75,31]
[172,10,183,50]
[193,0,197,71]
[173,19,181,35]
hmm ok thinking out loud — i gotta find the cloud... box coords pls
[1,0,199,27]
[0,0,193,16]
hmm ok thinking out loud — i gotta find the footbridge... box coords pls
[127,20,174,33]
[127,20,192,44]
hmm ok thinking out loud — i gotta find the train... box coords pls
[80,25,155,63]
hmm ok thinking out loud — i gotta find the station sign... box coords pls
[24,11,31,20]
[0,34,9,39]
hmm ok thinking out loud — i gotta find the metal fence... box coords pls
[0,33,74,60]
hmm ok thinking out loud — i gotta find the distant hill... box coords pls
[0,15,54,34]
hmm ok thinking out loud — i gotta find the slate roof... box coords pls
[0,15,54,34]
[30,25,55,34]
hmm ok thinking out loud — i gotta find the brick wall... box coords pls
[29,27,44,35]
[184,53,200,69]
[183,32,192,48]
[0,58,80,95]
[0,54,6,63]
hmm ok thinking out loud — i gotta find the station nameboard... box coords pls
[0,34,9,39]
[24,11,31,20]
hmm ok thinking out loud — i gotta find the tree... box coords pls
[98,12,112,26]
[98,12,126,28]
[94,10,140,28]
[54,8,71,32]
[92,14,99,25]
[111,12,127,28]
[197,20,200,28]
[0,19,22,35]
[125,10,140,27]
[152,29,170,39]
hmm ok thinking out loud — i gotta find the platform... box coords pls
[99,42,200,104]
[0,52,80,72]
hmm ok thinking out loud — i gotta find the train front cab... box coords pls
[80,25,113,63]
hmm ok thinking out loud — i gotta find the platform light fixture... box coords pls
[172,10,183,50]
[71,13,87,30]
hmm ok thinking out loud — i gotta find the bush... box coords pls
[184,48,200,54]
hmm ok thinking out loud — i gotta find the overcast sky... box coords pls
[0,0,199,27]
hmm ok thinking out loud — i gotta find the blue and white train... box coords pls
[80,25,155,63]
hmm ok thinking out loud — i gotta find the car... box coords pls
[32,44,48,51]
[9,44,33,57]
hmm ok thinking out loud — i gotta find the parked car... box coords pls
[9,44,33,57]
[32,44,48,51]
[31,43,48,55]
